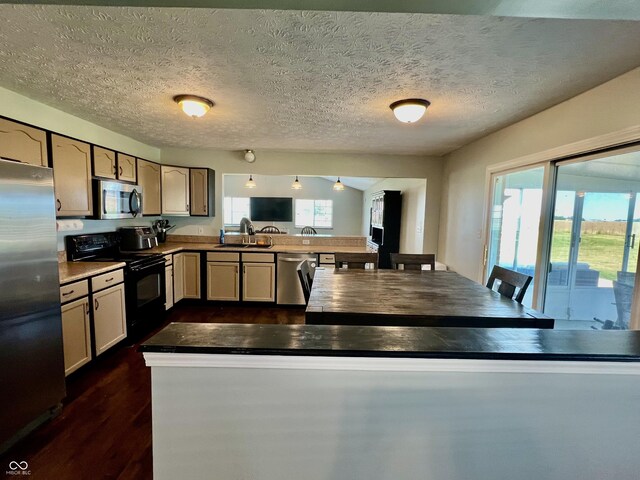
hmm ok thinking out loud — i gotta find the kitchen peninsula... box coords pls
[141,324,640,480]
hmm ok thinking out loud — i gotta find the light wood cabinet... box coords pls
[242,263,276,302]
[93,282,127,356]
[51,134,93,217]
[162,165,190,216]
[93,146,117,179]
[0,117,48,167]
[117,153,136,182]
[165,265,174,310]
[207,262,240,301]
[61,297,91,376]
[183,252,201,299]
[173,253,184,303]
[137,159,162,215]
[190,168,215,216]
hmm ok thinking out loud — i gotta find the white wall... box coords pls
[223,174,363,235]
[362,179,428,254]
[439,67,640,281]
[162,148,443,253]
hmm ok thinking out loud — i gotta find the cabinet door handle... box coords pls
[62,290,74,296]
[105,277,114,282]
[56,199,62,211]
[85,303,90,315]
[94,299,99,310]
[119,166,123,176]
[243,265,246,274]
[113,165,117,175]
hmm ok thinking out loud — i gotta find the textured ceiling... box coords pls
[1,6,640,156]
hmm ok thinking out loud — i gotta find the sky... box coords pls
[555,191,638,221]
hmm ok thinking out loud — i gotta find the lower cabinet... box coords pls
[61,297,92,376]
[173,252,201,304]
[166,264,174,310]
[93,283,127,356]
[207,262,240,301]
[242,263,276,302]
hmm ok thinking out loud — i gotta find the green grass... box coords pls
[550,230,638,281]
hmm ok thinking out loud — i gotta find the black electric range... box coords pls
[66,232,167,338]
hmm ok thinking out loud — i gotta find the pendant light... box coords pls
[174,94,214,118]
[291,176,302,190]
[333,177,345,191]
[389,98,430,123]
[245,174,256,189]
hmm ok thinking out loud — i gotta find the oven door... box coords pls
[95,180,143,219]
[125,258,166,334]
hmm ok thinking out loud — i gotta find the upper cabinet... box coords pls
[93,146,117,179]
[51,134,93,217]
[190,168,215,217]
[161,165,190,216]
[116,153,136,183]
[137,159,161,216]
[0,117,48,167]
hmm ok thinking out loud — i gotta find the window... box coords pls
[223,197,250,225]
[295,199,333,228]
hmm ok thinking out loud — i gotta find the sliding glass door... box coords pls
[486,167,545,307]
[544,151,640,329]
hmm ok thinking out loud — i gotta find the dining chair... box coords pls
[259,225,280,234]
[485,265,533,304]
[390,253,436,271]
[334,252,379,270]
[297,260,312,304]
[301,226,317,235]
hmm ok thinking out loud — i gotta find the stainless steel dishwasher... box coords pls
[277,253,318,305]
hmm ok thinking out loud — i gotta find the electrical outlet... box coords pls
[197,227,204,235]
[302,239,310,245]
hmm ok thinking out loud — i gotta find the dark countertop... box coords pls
[140,323,640,362]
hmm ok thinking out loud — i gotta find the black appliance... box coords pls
[369,190,402,269]
[250,197,293,221]
[65,232,166,338]
[119,226,158,250]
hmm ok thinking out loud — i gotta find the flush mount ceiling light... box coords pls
[291,176,302,190]
[389,98,431,123]
[244,149,256,163]
[333,177,345,191]
[173,94,214,118]
[245,174,256,189]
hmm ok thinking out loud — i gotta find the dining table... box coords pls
[305,268,554,329]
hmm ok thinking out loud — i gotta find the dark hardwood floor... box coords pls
[0,305,304,479]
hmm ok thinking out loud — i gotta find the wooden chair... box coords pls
[390,253,436,271]
[297,260,312,304]
[259,225,280,234]
[486,265,533,304]
[301,226,317,235]
[334,252,379,270]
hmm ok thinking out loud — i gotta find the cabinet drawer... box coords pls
[319,254,335,264]
[164,254,173,266]
[207,252,240,262]
[242,252,275,263]
[92,269,124,292]
[60,280,89,303]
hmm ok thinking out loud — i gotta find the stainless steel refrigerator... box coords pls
[0,159,66,452]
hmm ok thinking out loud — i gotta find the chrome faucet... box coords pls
[268,236,274,247]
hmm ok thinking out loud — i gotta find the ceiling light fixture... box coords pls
[245,174,256,189]
[291,176,302,190]
[389,98,430,123]
[333,177,345,191]
[244,149,256,163]
[173,94,214,118]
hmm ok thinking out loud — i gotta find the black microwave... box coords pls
[94,180,143,219]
